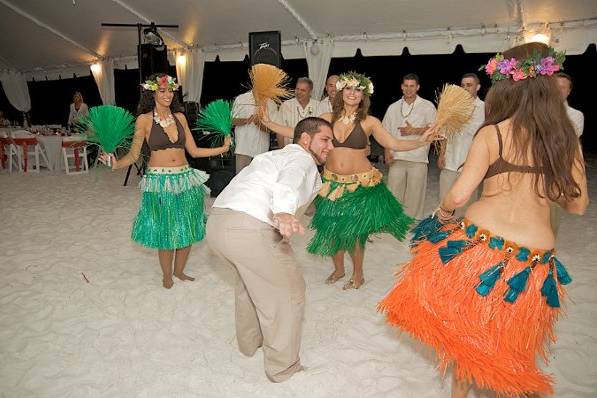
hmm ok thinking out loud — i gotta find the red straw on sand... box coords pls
[81,272,90,283]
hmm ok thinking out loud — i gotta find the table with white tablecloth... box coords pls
[37,135,87,171]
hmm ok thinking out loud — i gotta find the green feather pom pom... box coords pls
[81,105,135,153]
[195,99,234,147]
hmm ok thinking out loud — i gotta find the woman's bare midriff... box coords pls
[325,147,372,175]
[465,174,555,250]
[147,147,188,167]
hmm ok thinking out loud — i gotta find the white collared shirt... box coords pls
[67,103,89,125]
[318,96,333,115]
[276,97,321,146]
[213,144,322,226]
[232,91,278,157]
[444,97,485,172]
[564,101,584,137]
[382,95,437,163]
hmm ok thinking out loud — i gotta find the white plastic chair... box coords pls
[62,139,89,175]
[10,130,50,173]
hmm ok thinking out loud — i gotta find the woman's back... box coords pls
[466,120,555,249]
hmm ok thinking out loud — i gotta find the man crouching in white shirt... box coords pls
[206,117,334,383]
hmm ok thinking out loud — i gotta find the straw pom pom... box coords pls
[81,105,135,153]
[435,84,476,139]
[249,63,292,106]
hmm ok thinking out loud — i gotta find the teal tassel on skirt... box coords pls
[475,262,504,296]
[553,258,572,285]
[540,269,560,308]
[131,166,209,250]
[504,266,531,303]
[308,182,413,256]
[410,215,442,246]
[438,240,469,264]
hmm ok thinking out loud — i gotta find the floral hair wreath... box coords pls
[482,47,565,83]
[140,75,180,91]
[335,71,374,96]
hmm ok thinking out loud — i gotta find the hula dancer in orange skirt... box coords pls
[379,42,589,397]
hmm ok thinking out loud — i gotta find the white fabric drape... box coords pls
[304,39,334,100]
[91,58,115,105]
[176,48,206,104]
[0,70,32,112]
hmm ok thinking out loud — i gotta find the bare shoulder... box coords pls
[174,112,188,123]
[136,113,152,127]
[363,115,381,128]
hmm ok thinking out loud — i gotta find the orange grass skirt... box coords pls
[378,219,570,397]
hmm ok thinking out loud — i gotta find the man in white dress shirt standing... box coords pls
[550,72,585,235]
[232,90,278,173]
[276,77,321,148]
[383,73,437,219]
[318,74,339,115]
[438,73,485,217]
[206,117,334,383]
[555,72,584,137]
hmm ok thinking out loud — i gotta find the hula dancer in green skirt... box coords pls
[262,72,438,289]
[100,73,231,289]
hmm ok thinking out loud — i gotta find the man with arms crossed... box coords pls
[383,73,437,219]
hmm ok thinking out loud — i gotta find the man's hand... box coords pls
[273,213,305,239]
[384,149,395,165]
[399,121,417,135]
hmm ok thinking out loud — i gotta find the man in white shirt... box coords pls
[232,90,278,173]
[206,117,334,383]
[383,73,437,219]
[550,72,585,235]
[318,74,339,115]
[438,73,485,217]
[276,77,321,148]
[555,72,584,137]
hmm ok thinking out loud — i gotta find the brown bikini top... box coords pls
[147,114,186,151]
[332,122,368,150]
[484,125,541,180]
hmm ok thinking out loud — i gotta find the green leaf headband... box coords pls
[336,72,374,96]
[140,75,180,91]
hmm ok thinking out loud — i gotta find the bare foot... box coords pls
[163,278,174,289]
[342,276,365,290]
[174,272,195,282]
[324,270,345,284]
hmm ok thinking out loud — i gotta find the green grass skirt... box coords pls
[307,180,414,256]
[131,166,210,250]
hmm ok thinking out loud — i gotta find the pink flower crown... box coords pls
[482,47,565,83]
[140,75,180,91]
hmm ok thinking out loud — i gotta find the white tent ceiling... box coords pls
[0,0,596,80]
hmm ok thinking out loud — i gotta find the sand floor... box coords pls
[1,160,595,398]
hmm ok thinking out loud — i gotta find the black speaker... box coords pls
[184,101,200,129]
[138,44,169,81]
[249,31,281,67]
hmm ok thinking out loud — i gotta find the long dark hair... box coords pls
[331,87,371,123]
[482,42,581,202]
[136,73,184,116]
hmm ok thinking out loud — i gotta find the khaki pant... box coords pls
[439,169,479,218]
[387,160,427,219]
[235,154,253,174]
[206,208,305,383]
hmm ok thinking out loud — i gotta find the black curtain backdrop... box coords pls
[27,74,102,125]
[2,44,593,149]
